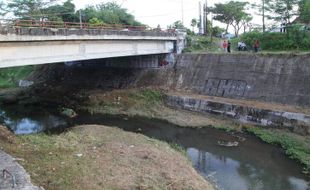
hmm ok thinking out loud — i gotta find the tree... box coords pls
[267,0,301,23]
[211,1,249,36]
[89,17,104,26]
[168,20,185,29]
[81,2,142,26]
[299,0,310,24]
[0,1,6,16]
[212,26,225,36]
[191,18,197,32]
[7,0,58,19]
[252,0,272,32]
[210,2,234,33]
[241,14,253,33]
[43,0,77,22]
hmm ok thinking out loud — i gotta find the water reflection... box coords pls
[189,148,309,190]
[0,105,67,135]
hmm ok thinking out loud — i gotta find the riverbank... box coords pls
[0,124,214,190]
[79,88,310,174]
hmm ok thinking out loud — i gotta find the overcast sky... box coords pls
[72,0,265,32]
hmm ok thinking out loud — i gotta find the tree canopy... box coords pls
[266,0,301,23]
[3,0,142,26]
[168,20,185,29]
[7,0,57,19]
[43,0,77,22]
[299,0,310,24]
[80,2,142,26]
[210,1,252,36]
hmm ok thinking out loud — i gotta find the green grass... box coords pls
[131,89,163,105]
[0,66,34,88]
[245,127,310,174]
[183,35,222,53]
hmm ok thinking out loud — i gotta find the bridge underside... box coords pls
[0,40,175,68]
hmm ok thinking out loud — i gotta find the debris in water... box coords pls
[76,154,83,157]
[217,140,239,147]
[18,80,34,87]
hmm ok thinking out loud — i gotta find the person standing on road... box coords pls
[227,41,231,53]
[254,40,260,53]
[223,40,228,52]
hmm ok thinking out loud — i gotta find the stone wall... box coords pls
[165,94,310,135]
[172,54,310,106]
[27,53,310,107]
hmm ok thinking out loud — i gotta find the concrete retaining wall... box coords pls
[173,54,310,106]
[165,94,310,135]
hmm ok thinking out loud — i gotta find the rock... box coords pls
[61,108,77,118]
[18,80,34,87]
[0,151,40,190]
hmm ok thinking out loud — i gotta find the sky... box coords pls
[72,0,265,32]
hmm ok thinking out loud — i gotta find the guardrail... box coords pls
[0,19,177,33]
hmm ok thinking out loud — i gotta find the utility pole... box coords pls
[262,0,265,32]
[203,0,208,35]
[181,0,184,26]
[210,13,213,43]
[79,10,82,29]
[199,2,204,34]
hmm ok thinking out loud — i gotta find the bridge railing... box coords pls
[14,20,148,31]
[0,19,176,33]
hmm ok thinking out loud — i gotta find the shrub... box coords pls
[240,26,310,51]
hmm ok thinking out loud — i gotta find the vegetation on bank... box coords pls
[183,35,223,53]
[0,66,33,89]
[0,125,213,190]
[240,28,310,51]
[245,127,310,174]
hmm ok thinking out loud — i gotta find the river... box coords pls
[0,104,309,190]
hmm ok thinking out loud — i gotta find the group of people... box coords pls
[238,41,247,51]
[222,40,260,53]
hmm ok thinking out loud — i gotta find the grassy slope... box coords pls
[0,125,213,190]
[0,66,33,88]
[184,35,310,54]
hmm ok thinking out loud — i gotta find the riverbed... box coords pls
[0,104,309,190]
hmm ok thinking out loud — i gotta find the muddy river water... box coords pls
[0,104,309,190]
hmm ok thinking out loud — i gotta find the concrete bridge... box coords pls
[0,25,185,68]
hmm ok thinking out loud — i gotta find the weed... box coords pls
[0,66,33,88]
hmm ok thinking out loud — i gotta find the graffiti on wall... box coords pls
[204,78,247,97]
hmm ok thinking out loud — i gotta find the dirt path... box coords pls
[0,151,40,190]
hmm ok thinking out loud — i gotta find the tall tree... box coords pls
[267,0,301,23]
[43,0,77,22]
[211,1,249,35]
[241,14,253,33]
[252,0,272,32]
[7,0,58,19]
[81,2,142,26]
[210,2,234,33]
[299,0,310,23]
[0,1,6,16]
[168,20,185,29]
